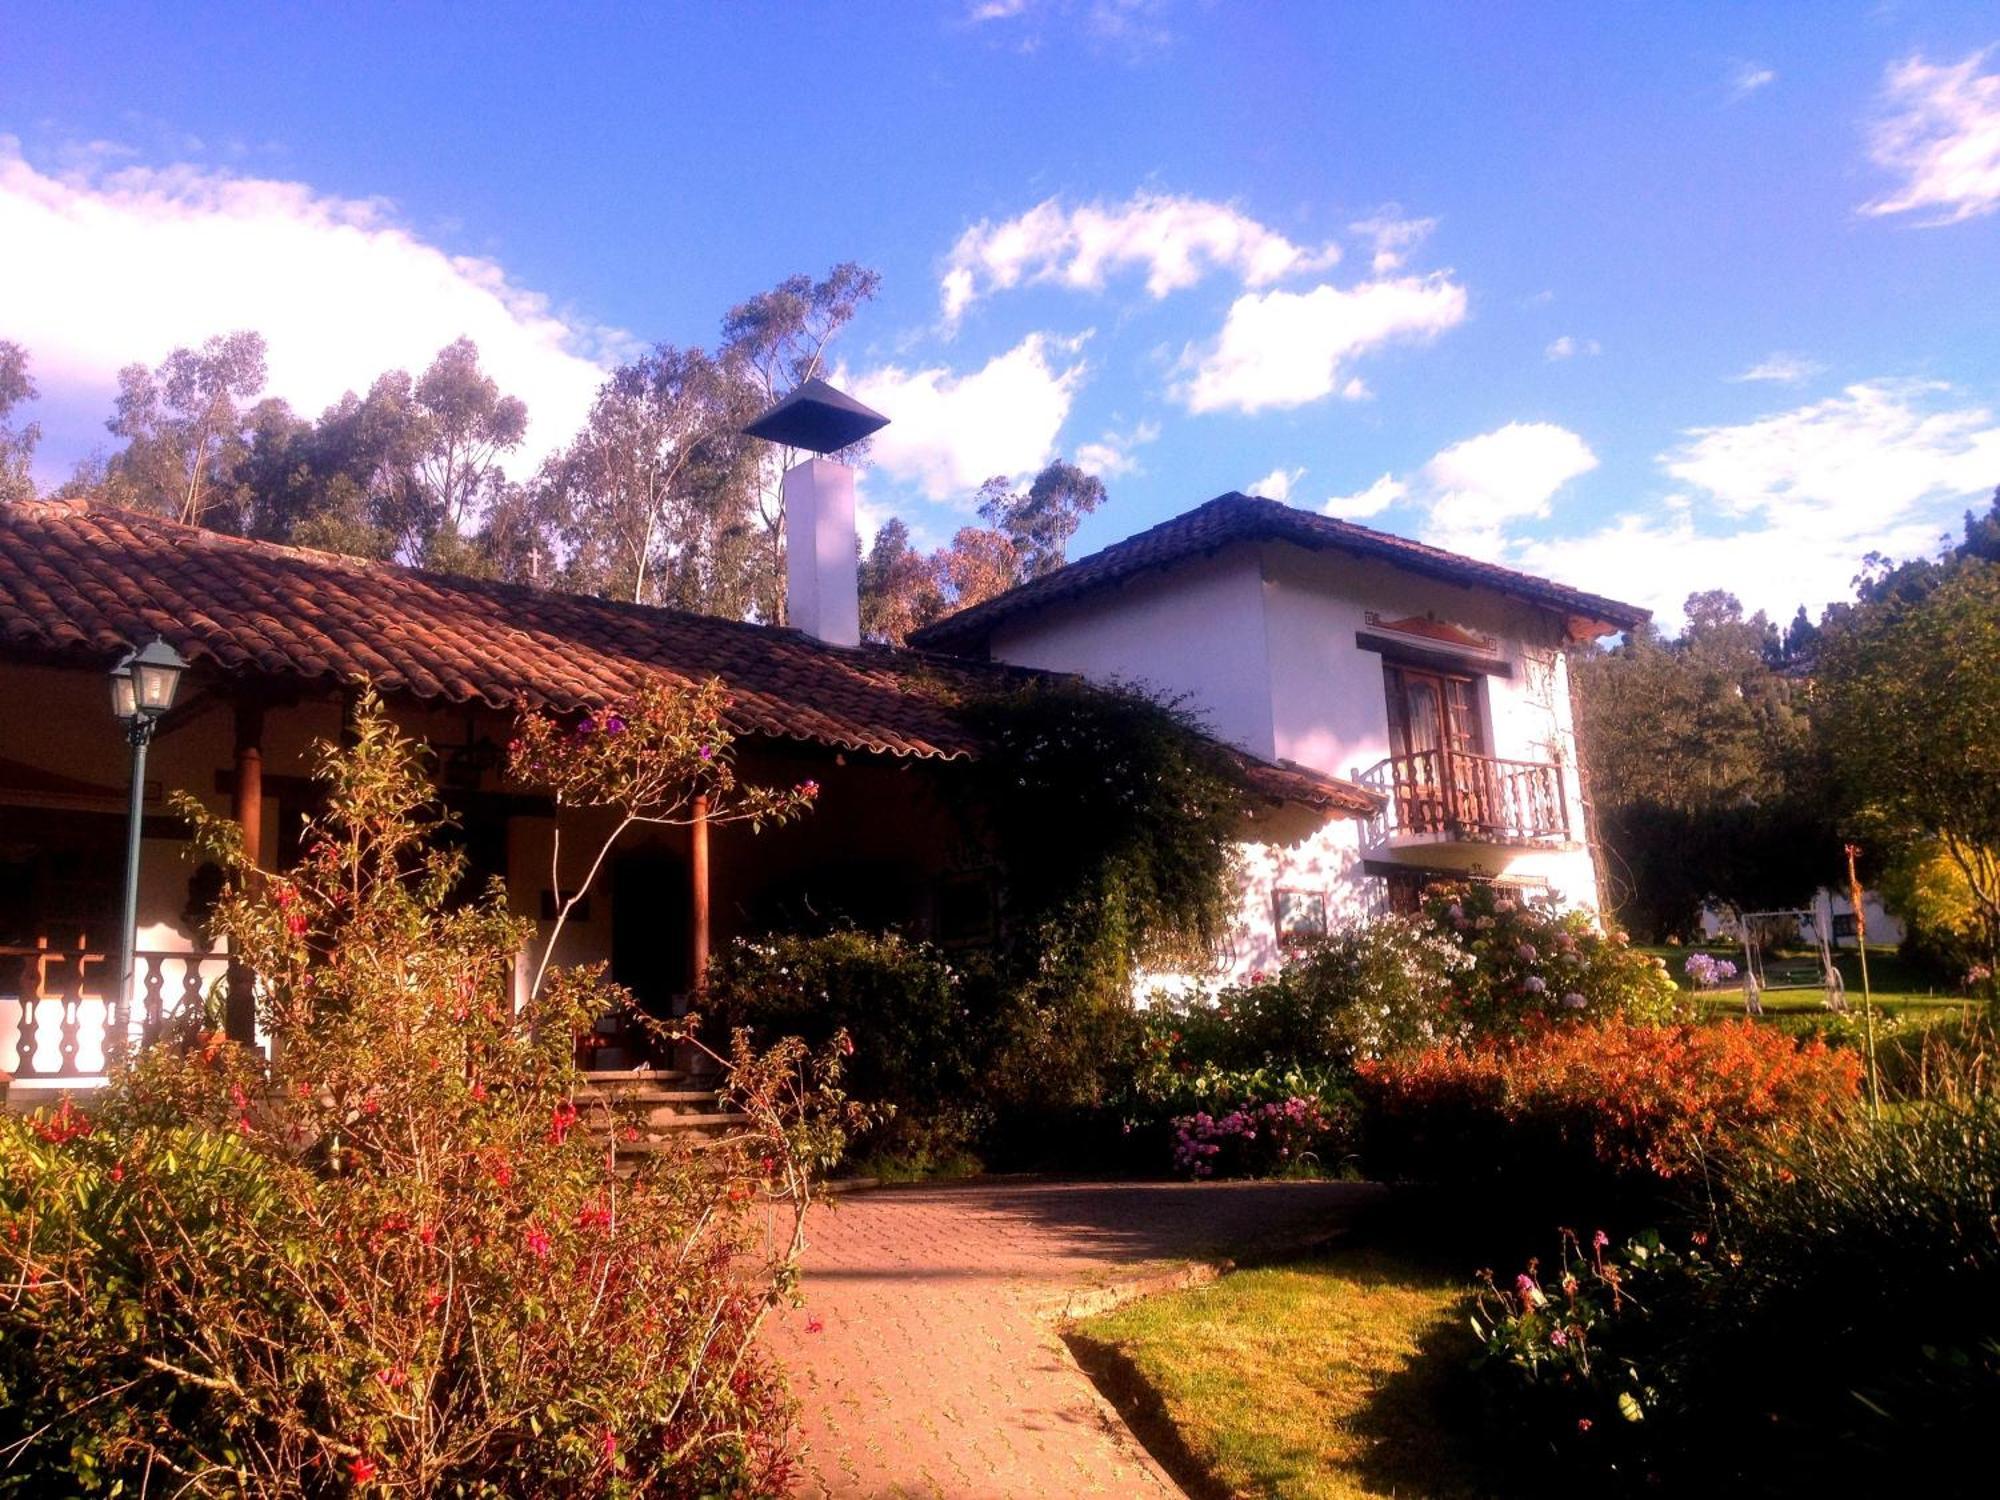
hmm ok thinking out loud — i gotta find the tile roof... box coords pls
[0,499,1378,815]
[909,492,1651,651]
[0,498,997,759]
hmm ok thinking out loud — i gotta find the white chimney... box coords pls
[783,456,860,648]
[741,376,890,649]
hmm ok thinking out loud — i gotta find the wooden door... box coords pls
[1384,667,1485,832]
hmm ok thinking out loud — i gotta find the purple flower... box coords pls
[1517,942,1539,963]
[698,744,714,760]
[1562,991,1587,1009]
[603,714,626,735]
[1524,976,1547,994]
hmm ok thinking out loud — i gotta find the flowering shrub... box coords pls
[0,693,857,1496]
[1469,1227,1714,1486]
[1682,951,1739,989]
[1358,1017,1860,1190]
[1468,1049,2000,1494]
[1168,1095,1339,1179]
[1421,883,1684,1031]
[510,677,818,998]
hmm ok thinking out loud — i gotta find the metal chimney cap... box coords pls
[742,377,889,454]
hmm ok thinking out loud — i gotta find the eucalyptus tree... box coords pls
[0,340,38,503]
[104,330,268,527]
[722,263,882,623]
[544,344,757,612]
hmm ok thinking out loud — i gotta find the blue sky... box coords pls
[3,1,1998,626]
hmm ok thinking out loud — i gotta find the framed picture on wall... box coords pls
[1273,888,1328,946]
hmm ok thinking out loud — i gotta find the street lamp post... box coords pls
[108,638,188,1062]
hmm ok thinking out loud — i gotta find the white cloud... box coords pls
[1728,61,1776,100]
[1177,273,1468,414]
[941,191,1340,323]
[1323,473,1406,520]
[1523,380,2000,625]
[1545,335,1601,361]
[1729,353,1823,384]
[1349,212,1437,273]
[1419,422,1599,557]
[844,332,1088,501]
[1662,379,2000,530]
[1248,465,1305,501]
[1862,50,2000,224]
[1074,417,1160,478]
[0,140,619,479]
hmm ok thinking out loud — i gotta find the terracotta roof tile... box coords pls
[0,499,991,759]
[910,491,1650,651]
[0,498,1378,817]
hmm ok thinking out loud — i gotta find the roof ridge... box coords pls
[908,489,1649,648]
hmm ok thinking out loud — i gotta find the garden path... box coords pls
[765,1177,1379,1499]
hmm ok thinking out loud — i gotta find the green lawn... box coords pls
[1068,1249,1487,1500]
[1644,943,1978,1027]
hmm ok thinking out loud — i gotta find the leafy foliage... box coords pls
[1819,558,2000,970]
[1471,1029,2000,1495]
[1573,591,1832,938]
[856,459,1109,645]
[0,694,855,1495]
[1357,1018,1861,1194]
[962,677,1247,1111]
[705,929,989,1170]
[0,340,38,504]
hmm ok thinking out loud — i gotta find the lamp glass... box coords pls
[110,668,137,721]
[136,660,180,711]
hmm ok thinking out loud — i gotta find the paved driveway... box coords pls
[763,1178,1379,1499]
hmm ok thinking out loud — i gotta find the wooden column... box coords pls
[689,793,710,996]
[225,698,264,1045]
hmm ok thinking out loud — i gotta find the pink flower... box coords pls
[1592,1229,1610,1250]
[523,1225,552,1259]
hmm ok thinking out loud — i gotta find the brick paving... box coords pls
[763,1178,1380,1499]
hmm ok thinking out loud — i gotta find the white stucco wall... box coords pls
[983,535,1613,983]
[986,544,1279,758]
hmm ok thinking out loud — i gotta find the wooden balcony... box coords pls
[1,941,229,1080]
[1357,749,1570,847]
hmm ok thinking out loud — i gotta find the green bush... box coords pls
[706,929,995,1169]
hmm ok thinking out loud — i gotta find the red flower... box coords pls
[349,1455,378,1483]
[285,911,309,937]
[805,1316,825,1334]
[600,1427,619,1464]
[523,1224,552,1259]
[1577,1418,1593,1434]
[548,1100,579,1144]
